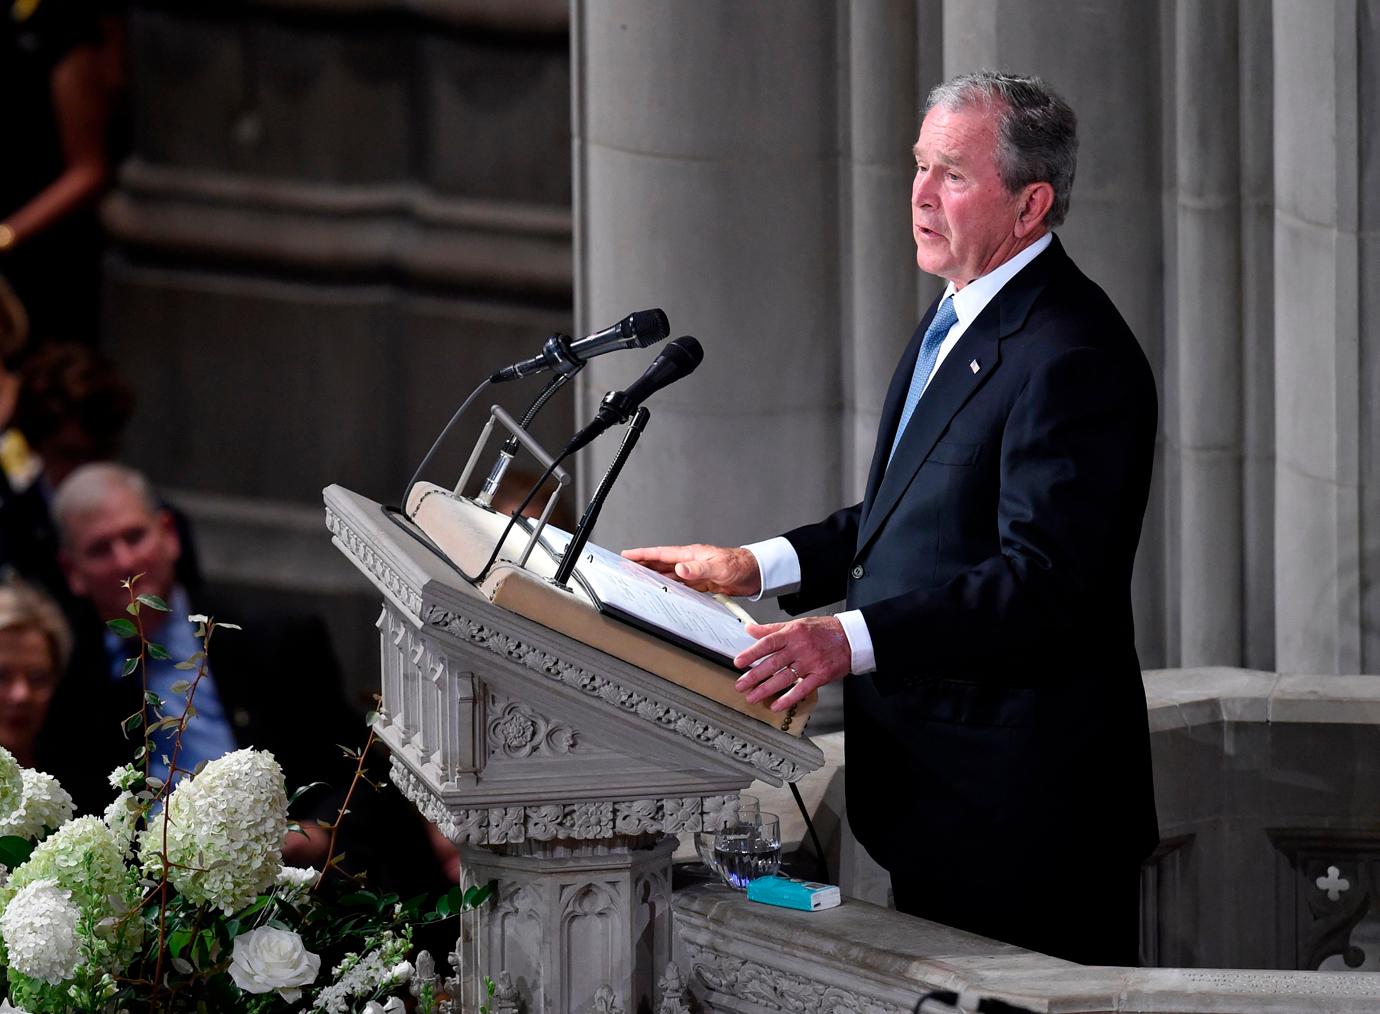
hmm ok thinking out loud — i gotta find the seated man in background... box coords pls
[43,461,359,866]
[0,576,71,771]
[42,461,451,901]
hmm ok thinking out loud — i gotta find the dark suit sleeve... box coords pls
[776,503,863,614]
[860,345,1155,677]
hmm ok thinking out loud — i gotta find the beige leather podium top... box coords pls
[406,482,814,734]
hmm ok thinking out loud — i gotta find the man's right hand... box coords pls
[620,544,761,598]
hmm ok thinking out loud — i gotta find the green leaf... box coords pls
[170,680,190,695]
[137,593,170,612]
[168,928,192,958]
[286,781,326,808]
[121,657,139,678]
[0,835,34,868]
[463,882,495,910]
[144,691,162,708]
[126,602,140,616]
[106,618,137,638]
[173,660,198,671]
[147,642,171,661]
[122,713,144,736]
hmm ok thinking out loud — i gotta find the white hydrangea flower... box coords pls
[107,765,141,791]
[0,814,144,977]
[0,769,74,841]
[0,879,80,985]
[228,925,320,1002]
[0,997,34,1013]
[0,748,23,823]
[138,748,288,915]
[102,792,140,852]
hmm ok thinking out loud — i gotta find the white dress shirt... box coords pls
[742,232,1054,674]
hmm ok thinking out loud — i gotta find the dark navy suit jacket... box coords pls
[780,236,1159,877]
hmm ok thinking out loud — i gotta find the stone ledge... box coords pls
[1143,668,1380,731]
[673,885,1380,1014]
[104,162,572,297]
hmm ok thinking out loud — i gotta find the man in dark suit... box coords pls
[625,72,1158,966]
[39,462,361,862]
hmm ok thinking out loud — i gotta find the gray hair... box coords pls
[0,578,73,671]
[51,462,161,546]
[926,71,1078,228]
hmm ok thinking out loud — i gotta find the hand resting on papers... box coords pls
[622,543,851,711]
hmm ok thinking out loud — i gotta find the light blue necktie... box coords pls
[888,295,958,462]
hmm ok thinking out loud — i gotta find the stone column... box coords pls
[1171,0,1243,666]
[571,1,843,553]
[1271,0,1362,674]
[941,0,1167,665]
[1239,3,1275,671]
[840,0,922,499]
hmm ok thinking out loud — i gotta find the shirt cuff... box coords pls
[835,609,876,674]
[740,537,801,601]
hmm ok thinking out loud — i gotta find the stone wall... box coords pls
[106,1,574,700]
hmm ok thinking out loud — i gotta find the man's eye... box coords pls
[947,172,961,182]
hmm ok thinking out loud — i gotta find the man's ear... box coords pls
[1014,182,1055,237]
[155,508,182,564]
[58,548,87,600]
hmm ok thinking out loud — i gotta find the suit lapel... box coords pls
[855,237,1065,556]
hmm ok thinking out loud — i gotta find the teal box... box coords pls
[746,876,841,911]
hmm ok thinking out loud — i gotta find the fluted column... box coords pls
[1271,0,1362,673]
[571,1,843,552]
[942,0,1167,666]
[1239,3,1275,671]
[1171,0,1243,666]
[841,0,924,499]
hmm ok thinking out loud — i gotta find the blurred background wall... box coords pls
[103,0,574,703]
[102,0,1380,709]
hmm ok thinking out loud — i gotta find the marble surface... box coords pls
[675,884,1380,1014]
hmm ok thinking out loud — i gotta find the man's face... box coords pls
[0,627,59,759]
[910,103,1024,287]
[61,487,180,621]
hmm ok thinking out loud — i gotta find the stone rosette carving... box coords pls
[423,606,811,783]
[686,943,905,1014]
[488,694,577,758]
[391,758,735,844]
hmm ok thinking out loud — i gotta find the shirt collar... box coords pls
[942,231,1054,332]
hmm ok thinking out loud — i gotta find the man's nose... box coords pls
[111,540,141,577]
[912,169,935,206]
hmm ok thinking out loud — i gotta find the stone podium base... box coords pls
[460,836,678,1014]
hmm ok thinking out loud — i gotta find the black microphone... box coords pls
[564,336,704,455]
[490,308,671,383]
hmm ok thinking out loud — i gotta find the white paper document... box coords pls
[536,525,757,664]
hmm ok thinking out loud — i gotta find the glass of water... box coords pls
[712,812,781,890]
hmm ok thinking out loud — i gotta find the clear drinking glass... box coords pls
[710,812,781,890]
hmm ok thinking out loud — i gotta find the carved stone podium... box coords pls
[323,485,823,1014]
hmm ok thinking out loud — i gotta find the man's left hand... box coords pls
[733,616,851,712]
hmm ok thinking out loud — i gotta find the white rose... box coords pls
[228,926,320,1002]
[275,865,318,891]
[388,960,413,985]
[363,998,406,1014]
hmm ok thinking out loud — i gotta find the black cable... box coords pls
[914,991,1038,1014]
[789,781,829,884]
[401,376,493,510]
